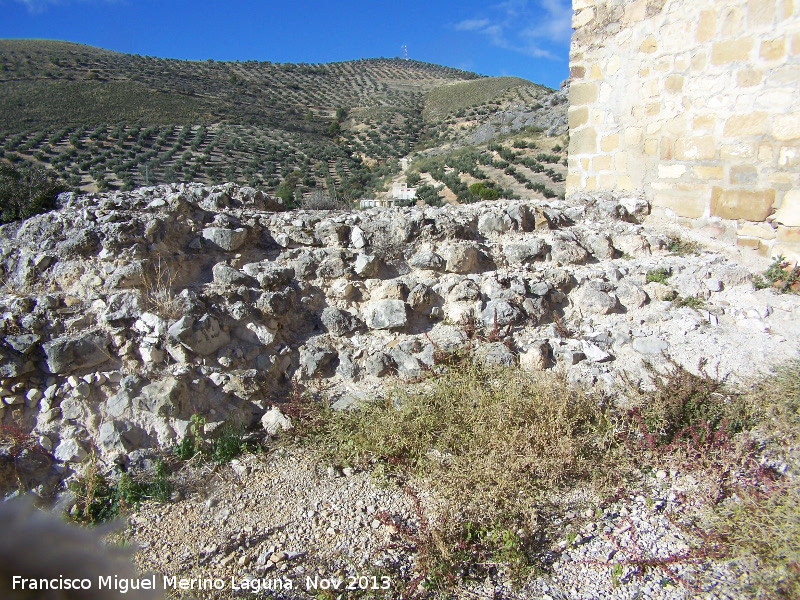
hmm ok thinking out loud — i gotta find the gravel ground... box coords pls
[123,445,770,600]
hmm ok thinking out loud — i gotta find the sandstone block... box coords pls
[731,165,758,185]
[570,127,597,154]
[652,192,706,219]
[779,145,800,166]
[570,65,586,79]
[774,113,800,140]
[569,106,589,128]
[711,38,755,64]
[773,190,800,226]
[592,155,612,171]
[721,142,756,159]
[748,0,777,25]
[777,226,800,243]
[640,36,657,53]
[600,134,619,152]
[696,11,717,42]
[625,127,643,145]
[664,75,684,93]
[675,136,715,160]
[693,166,724,180]
[761,38,786,61]
[573,7,595,28]
[711,187,776,221]
[724,112,768,137]
[739,222,777,239]
[658,164,686,179]
[771,243,800,265]
[569,83,598,106]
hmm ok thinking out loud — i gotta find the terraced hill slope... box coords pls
[0,40,566,200]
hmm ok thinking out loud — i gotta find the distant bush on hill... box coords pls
[0,162,67,224]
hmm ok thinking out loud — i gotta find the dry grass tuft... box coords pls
[141,257,182,319]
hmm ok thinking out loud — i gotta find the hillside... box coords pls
[0,39,566,200]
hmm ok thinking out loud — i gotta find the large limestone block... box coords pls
[134,377,191,418]
[42,332,111,374]
[477,213,513,236]
[202,227,248,251]
[503,240,547,264]
[445,244,480,273]
[364,299,407,330]
[168,315,230,355]
[711,187,776,221]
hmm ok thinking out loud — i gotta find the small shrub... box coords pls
[753,255,800,293]
[646,267,671,284]
[301,189,350,210]
[69,457,172,525]
[173,414,252,464]
[667,235,699,256]
[673,294,706,310]
[0,161,67,224]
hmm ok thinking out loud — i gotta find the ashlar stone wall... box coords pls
[567,0,800,262]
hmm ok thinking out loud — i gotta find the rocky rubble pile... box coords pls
[0,182,798,496]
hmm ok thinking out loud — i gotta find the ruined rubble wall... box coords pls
[567,0,800,262]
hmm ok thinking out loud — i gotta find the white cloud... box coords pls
[12,0,121,14]
[451,0,572,61]
[454,19,491,32]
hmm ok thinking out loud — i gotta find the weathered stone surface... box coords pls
[445,244,480,273]
[633,336,669,355]
[364,352,394,377]
[167,315,230,356]
[242,262,294,290]
[261,407,293,436]
[448,279,482,302]
[102,291,143,324]
[364,299,407,330]
[202,227,248,251]
[503,240,547,264]
[388,347,423,377]
[615,281,648,310]
[53,438,87,463]
[353,254,380,277]
[478,213,513,236]
[212,263,254,287]
[520,342,550,371]
[584,234,615,260]
[551,239,589,265]
[571,284,617,315]
[321,307,364,336]
[299,345,337,378]
[481,300,522,328]
[409,250,445,270]
[476,342,516,366]
[42,332,111,374]
[407,283,434,311]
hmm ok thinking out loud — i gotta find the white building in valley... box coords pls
[391,182,417,201]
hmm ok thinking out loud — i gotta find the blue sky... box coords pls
[0,0,572,89]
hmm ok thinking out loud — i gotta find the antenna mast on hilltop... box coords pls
[401,45,408,60]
